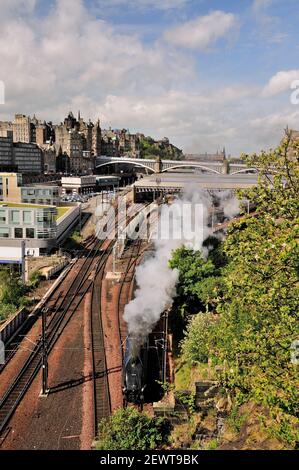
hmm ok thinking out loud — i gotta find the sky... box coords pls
[0,0,299,156]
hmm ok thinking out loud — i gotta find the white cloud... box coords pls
[252,0,273,12]
[263,70,299,97]
[94,0,188,10]
[164,11,237,50]
[251,109,299,129]
[0,0,295,156]
[0,0,37,19]
[0,0,193,110]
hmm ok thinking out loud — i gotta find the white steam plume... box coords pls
[123,188,242,348]
[123,188,212,346]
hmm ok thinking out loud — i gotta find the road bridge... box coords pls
[96,156,255,175]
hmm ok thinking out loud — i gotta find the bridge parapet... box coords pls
[95,156,250,175]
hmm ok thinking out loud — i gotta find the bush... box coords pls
[95,407,170,450]
[29,269,44,288]
[0,303,16,322]
[0,269,26,306]
[180,313,218,364]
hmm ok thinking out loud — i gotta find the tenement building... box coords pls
[0,112,102,174]
[54,111,101,173]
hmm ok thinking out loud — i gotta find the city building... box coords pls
[0,134,13,167]
[0,202,81,260]
[101,128,140,157]
[0,203,57,258]
[54,112,101,173]
[0,112,102,174]
[61,175,97,195]
[13,114,32,143]
[43,145,57,173]
[0,173,59,206]
[101,129,120,157]
[0,134,44,174]
[185,149,226,162]
[13,141,44,174]
[95,176,120,190]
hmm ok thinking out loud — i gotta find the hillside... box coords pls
[139,136,184,160]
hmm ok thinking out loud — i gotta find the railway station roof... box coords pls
[133,173,259,191]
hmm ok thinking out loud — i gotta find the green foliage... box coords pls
[0,268,26,321]
[139,136,183,160]
[29,269,44,288]
[207,438,219,450]
[180,313,218,364]
[175,361,193,390]
[170,134,299,447]
[175,390,196,414]
[96,407,170,450]
[266,411,299,448]
[227,406,248,434]
[0,303,16,322]
[212,142,299,415]
[63,229,83,250]
[169,246,222,315]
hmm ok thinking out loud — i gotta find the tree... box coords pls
[95,407,170,450]
[206,134,299,444]
[169,246,222,315]
[170,134,299,446]
[180,313,218,364]
[0,268,26,320]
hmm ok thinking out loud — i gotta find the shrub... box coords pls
[95,407,170,450]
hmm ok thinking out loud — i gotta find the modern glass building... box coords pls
[21,186,59,206]
[0,204,57,258]
[0,173,59,206]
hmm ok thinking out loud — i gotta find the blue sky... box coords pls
[0,0,298,155]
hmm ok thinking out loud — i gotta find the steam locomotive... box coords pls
[122,337,148,410]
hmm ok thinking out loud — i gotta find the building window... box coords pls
[0,210,6,222]
[14,227,23,238]
[0,227,9,238]
[11,210,20,224]
[23,211,32,224]
[26,228,35,238]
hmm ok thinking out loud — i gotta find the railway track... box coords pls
[0,237,98,374]
[90,264,111,435]
[0,235,105,434]
[89,205,152,433]
[0,199,151,437]
[117,239,143,357]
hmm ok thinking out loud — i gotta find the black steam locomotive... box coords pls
[122,337,148,410]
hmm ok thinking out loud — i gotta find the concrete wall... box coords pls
[0,307,27,345]
[56,205,80,243]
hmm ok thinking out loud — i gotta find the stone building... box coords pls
[101,128,119,157]
[0,112,104,174]
[100,128,140,157]
[43,145,57,173]
[54,111,101,173]
[117,129,140,157]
